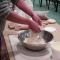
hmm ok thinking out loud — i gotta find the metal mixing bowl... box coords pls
[18,30,54,50]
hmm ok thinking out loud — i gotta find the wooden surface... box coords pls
[3,11,60,60]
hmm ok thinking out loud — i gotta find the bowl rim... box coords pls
[18,29,54,44]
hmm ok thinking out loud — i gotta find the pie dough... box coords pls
[47,19,56,24]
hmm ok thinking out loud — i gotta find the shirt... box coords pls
[0,0,18,33]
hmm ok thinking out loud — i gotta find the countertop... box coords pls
[3,11,60,60]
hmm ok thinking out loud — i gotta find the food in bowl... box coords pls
[23,38,45,44]
[18,30,53,50]
[23,30,45,45]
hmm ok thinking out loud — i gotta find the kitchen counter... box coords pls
[3,11,60,60]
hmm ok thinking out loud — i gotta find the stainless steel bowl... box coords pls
[18,30,54,50]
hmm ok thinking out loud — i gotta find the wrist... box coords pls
[25,19,31,25]
[26,19,33,26]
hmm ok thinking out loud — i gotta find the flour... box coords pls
[23,30,45,44]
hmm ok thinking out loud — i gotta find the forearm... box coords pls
[6,11,30,25]
[15,0,35,17]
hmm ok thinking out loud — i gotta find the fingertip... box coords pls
[32,29,37,33]
[37,29,41,33]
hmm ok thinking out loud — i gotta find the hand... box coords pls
[32,14,42,26]
[28,19,41,33]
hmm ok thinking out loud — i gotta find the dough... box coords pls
[14,27,21,31]
[8,23,21,29]
[47,19,56,24]
[23,30,45,44]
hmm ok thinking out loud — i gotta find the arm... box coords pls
[0,0,41,32]
[15,0,42,26]
[15,0,34,17]
[6,11,29,25]
[6,11,41,32]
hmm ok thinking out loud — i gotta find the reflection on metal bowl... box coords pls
[18,30,54,50]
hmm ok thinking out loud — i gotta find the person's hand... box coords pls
[28,19,41,33]
[32,14,42,26]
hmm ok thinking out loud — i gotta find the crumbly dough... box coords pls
[23,30,45,44]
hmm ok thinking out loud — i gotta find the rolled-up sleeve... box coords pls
[11,0,19,4]
[0,1,11,19]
